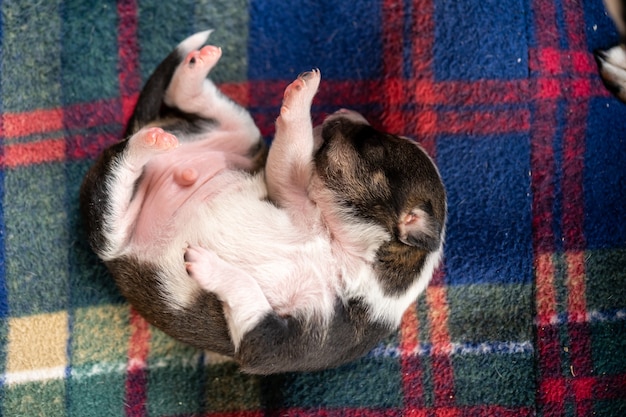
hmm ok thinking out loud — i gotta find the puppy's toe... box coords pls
[184,245,205,264]
[280,69,321,119]
[199,45,222,61]
[183,46,221,74]
[135,127,179,151]
[298,69,320,82]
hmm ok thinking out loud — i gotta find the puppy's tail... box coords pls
[124,30,213,137]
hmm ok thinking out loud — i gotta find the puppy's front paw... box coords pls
[136,127,178,150]
[126,128,179,166]
[280,69,321,120]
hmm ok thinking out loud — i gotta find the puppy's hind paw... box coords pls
[186,45,221,69]
[280,69,321,119]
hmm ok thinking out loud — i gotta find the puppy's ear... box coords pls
[397,206,442,251]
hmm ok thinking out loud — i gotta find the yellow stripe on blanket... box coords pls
[6,312,69,384]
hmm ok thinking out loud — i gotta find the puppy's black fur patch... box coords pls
[236,299,391,373]
[108,256,235,356]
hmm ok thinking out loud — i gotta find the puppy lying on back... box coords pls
[80,31,446,374]
[595,0,626,102]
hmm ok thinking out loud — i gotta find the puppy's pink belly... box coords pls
[129,152,238,247]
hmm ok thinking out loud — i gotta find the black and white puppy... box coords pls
[80,31,446,374]
[595,0,626,102]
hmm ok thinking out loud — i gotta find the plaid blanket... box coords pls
[1,0,625,415]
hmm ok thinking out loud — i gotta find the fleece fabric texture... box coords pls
[0,0,625,416]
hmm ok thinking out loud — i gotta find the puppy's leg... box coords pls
[164,45,222,113]
[266,70,321,212]
[81,127,178,260]
[165,46,261,153]
[184,245,272,350]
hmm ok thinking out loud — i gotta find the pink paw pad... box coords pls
[185,45,221,68]
[280,69,321,116]
[291,78,306,91]
[140,127,178,150]
[199,45,221,59]
[283,79,304,100]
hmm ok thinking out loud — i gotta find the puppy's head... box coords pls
[313,110,446,252]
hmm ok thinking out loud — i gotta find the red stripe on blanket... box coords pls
[561,96,588,250]
[237,64,595,111]
[535,254,558,327]
[566,252,588,325]
[594,374,626,400]
[117,13,146,416]
[561,101,587,252]
[2,139,65,167]
[562,1,594,414]
[431,79,532,105]
[382,0,406,80]
[539,377,567,407]
[370,0,408,131]
[0,130,119,168]
[63,98,124,131]
[436,109,531,135]
[401,305,425,408]
[1,108,63,138]
[530,100,558,255]
[411,0,435,78]
[427,285,456,408]
[0,75,604,164]
[533,0,560,50]
[125,307,151,417]
[66,132,119,160]
[561,0,588,54]
[532,4,563,415]
[118,17,146,417]
[540,374,626,410]
[529,48,598,91]
[117,0,140,125]
[561,98,592,413]
[531,0,601,415]
[221,82,252,107]
[0,99,123,141]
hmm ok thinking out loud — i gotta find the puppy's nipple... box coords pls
[174,167,199,187]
